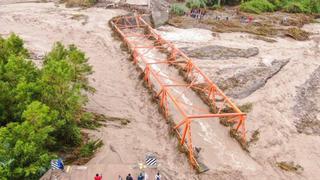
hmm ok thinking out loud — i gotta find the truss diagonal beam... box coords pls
[110,15,247,171]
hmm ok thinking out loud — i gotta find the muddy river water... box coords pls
[0,2,320,180]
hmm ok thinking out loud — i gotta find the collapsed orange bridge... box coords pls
[110,15,247,172]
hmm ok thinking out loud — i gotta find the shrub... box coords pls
[79,140,103,157]
[240,0,320,14]
[171,4,189,16]
[310,0,320,13]
[186,0,207,9]
[210,4,222,10]
[283,1,310,13]
[282,0,320,13]
[240,0,276,14]
[268,0,282,9]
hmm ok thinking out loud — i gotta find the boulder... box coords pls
[151,0,169,27]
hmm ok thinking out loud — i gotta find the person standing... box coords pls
[57,159,64,171]
[137,173,144,180]
[144,172,148,180]
[126,174,133,180]
[119,175,123,180]
[248,16,254,24]
[155,172,161,180]
[94,173,102,180]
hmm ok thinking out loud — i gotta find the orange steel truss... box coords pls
[110,15,247,170]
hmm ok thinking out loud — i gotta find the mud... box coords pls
[116,26,263,178]
[0,2,197,179]
[168,9,314,41]
[157,22,320,179]
[1,1,320,180]
[294,67,320,135]
[218,59,290,98]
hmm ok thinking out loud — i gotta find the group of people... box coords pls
[124,172,161,180]
[185,9,257,24]
[240,16,254,24]
[187,8,207,19]
[94,172,161,180]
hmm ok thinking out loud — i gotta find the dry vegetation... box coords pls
[277,161,304,173]
[285,27,310,40]
[60,0,96,7]
[168,10,315,40]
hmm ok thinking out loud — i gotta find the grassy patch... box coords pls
[186,0,207,9]
[240,0,276,14]
[171,4,189,16]
[78,112,130,128]
[78,112,106,129]
[283,1,309,13]
[79,139,103,157]
[209,4,222,10]
[59,133,103,165]
[282,0,320,14]
[240,0,320,14]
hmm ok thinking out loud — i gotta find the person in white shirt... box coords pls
[144,172,148,180]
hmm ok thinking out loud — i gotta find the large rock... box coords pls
[151,0,169,27]
[182,45,259,60]
[126,0,148,6]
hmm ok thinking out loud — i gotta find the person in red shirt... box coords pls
[94,173,102,180]
[248,16,254,24]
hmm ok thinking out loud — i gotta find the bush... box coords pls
[240,0,320,14]
[310,0,320,13]
[210,4,222,10]
[171,4,189,16]
[268,0,282,9]
[283,1,310,13]
[79,140,103,157]
[282,0,320,13]
[240,0,276,14]
[186,0,207,9]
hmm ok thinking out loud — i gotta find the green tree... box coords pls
[0,34,95,179]
[44,42,94,92]
[0,35,38,125]
[0,34,28,64]
[0,102,57,179]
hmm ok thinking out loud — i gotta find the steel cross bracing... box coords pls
[110,15,247,170]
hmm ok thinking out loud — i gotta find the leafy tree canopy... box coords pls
[0,34,94,179]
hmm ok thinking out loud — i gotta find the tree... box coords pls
[44,42,94,92]
[0,34,94,179]
[0,102,57,179]
[0,35,38,125]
